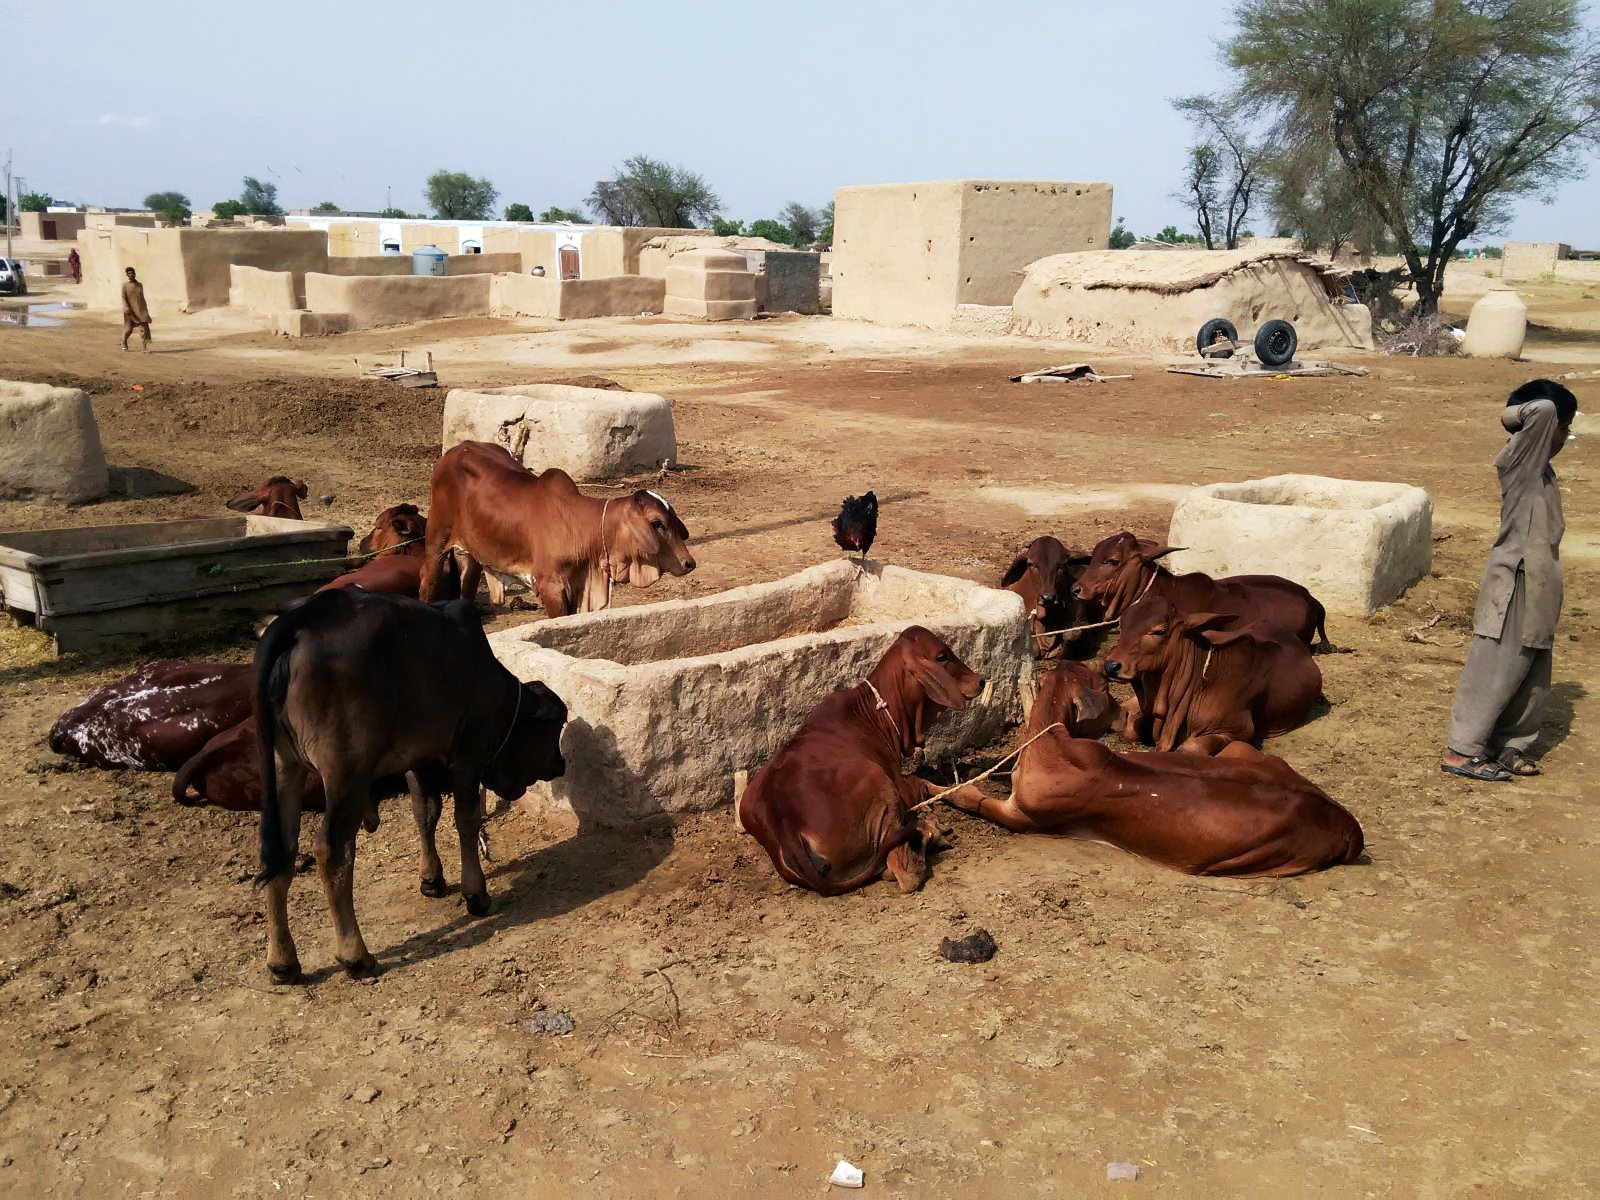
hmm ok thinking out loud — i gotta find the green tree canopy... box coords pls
[1109,217,1137,249]
[712,217,745,236]
[503,202,534,222]
[240,176,282,216]
[425,170,498,220]
[780,202,820,245]
[588,155,721,228]
[312,200,340,213]
[537,206,587,223]
[378,207,413,219]
[144,191,192,225]
[746,218,796,245]
[212,199,248,220]
[1223,0,1600,314]
[19,193,53,213]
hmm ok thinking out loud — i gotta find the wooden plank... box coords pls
[0,518,245,564]
[36,580,330,655]
[17,520,351,574]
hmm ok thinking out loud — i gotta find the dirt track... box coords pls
[0,294,1596,1197]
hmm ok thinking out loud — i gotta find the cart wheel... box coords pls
[1196,318,1238,358]
[1254,319,1298,368]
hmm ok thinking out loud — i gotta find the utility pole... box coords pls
[5,150,13,262]
[386,184,391,213]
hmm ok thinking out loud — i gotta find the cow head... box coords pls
[607,490,696,588]
[172,720,259,812]
[1072,531,1181,617]
[358,503,428,557]
[1032,662,1115,739]
[483,680,569,803]
[1103,597,1234,682]
[872,626,984,751]
[1001,536,1091,653]
[227,476,308,520]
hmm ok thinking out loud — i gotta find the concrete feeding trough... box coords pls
[0,516,352,652]
[1166,474,1432,616]
[489,560,1031,825]
[443,384,676,481]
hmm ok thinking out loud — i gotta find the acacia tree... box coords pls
[144,191,191,225]
[426,170,497,220]
[1224,0,1600,315]
[1267,142,1387,258]
[781,202,820,245]
[589,155,720,227]
[1173,94,1264,248]
[240,176,282,216]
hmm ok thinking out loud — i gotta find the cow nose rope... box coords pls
[862,680,902,746]
[909,721,1065,813]
[1030,570,1161,642]
[486,678,523,766]
[598,498,614,611]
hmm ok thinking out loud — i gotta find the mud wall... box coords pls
[303,272,492,330]
[957,181,1112,305]
[490,273,665,319]
[228,265,300,316]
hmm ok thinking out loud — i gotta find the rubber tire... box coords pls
[1196,318,1238,358]
[1254,319,1298,367]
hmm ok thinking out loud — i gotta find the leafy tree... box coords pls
[747,218,797,245]
[1109,216,1137,249]
[1267,143,1387,258]
[712,217,745,236]
[379,207,413,219]
[19,192,53,212]
[1224,0,1600,315]
[312,200,340,213]
[503,202,534,222]
[537,206,588,223]
[817,200,835,245]
[1155,225,1203,244]
[1482,244,1504,259]
[781,202,820,245]
[212,199,248,220]
[1173,94,1264,249]
[588,155,720,228]
[240,176,282,216]
[144,191,192,225]
[425,170,498,221]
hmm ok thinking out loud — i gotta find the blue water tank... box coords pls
[412,244,447,276]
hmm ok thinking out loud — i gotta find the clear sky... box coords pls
[9,0,1598,245]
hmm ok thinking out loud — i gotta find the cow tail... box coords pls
[253,600,304,884]
[172,744,210,807]
[776,819,916,898]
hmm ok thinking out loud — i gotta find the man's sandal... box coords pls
[1441,755,1512,782]
[1497,750,1542,777]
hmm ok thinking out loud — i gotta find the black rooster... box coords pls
[832,491,878,572]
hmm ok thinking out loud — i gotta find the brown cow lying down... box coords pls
[318,554,434,599]
[419,440,695,615]
[358,503,428,557]
[254,587,567,982]
[49,661,252,770]
[1073,531,1330,651]
[1000,536,1099,658]
[1103,596,1323,752]
[227,476,308,520]
[738,626,983,896]
[947,664,1363,876]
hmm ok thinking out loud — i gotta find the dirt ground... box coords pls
[0,285,1596,1197]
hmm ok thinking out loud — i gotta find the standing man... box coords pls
[67,247,81,284]
[121,266,151,352]
[1442,379,1577,781]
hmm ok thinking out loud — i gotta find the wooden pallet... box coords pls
[1168,359,1370,379]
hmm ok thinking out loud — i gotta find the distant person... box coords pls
[121,266,151,352]
[67,247,81,284]
[1442,379,1577,781]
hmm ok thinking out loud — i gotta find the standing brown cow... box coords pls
[946,664,1363,877]
[227,477,308,520]
[1073,531,1330,651]
[419,441,696,615]
[738,627,983,896]
[1102,595,1323,752]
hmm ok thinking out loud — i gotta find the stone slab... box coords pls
[662,296,757,320]
[443,384,676,480]
[0,380,109,503]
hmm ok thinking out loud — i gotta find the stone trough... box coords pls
[489,561,1031,825]
[1167,474,1433,615]
[443,383,676,481]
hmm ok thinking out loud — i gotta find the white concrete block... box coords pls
[490,561,1031,826]
[443,383,676,481]
[1167,474,1432,616]
[0,380,109,503]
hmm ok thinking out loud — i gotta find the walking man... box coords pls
[1442,379,1577,781]
[121,266,151,351]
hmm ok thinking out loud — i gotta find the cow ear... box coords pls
[1072,686,1110,728]
[999,554,1030,588]
[1182,611,1234,635]
[1199,627,1256,648]
[295,481,309,499]
[907,657,969,711]
[225,489,261,512]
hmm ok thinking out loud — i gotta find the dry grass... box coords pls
[1380,313,1464,356]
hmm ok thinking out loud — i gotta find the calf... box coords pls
[254,588,567,982]
[738,626,983,896]
[358,503,428,557]
[946,665,1363,876]
[1073,531,1330,651]
[419,441,696,615]
[1103,596,1323,752]
[1000,536,1099,657]
[50,661,251,770]
[227,476,308,520]
[318,554,430,599]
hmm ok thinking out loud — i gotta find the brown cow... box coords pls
[946,664,1363,877]
[49,661,252,770]
[1000,536,1100,658]
[1103,595,1323,752]
[254,587,567,981]
[738,626,983,896]
[358,503,428,557]
[419,441,696,615]
[227,476,307,520]
[319,554,429,599]
[1073,531,1330,651]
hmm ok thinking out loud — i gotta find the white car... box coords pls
[0,257,27,295]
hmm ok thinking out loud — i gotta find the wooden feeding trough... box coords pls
[0,515,352,652]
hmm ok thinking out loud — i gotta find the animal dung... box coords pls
[939,928,998,963]
[521,1006,576,1036]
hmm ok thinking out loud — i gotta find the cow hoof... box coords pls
[463,892,491,918]
[419,875,448,898]
[268,962,303,986]
[338,953,380,978]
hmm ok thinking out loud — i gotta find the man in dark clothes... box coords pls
[121,266,152,351]
[1442,379,1577,781]
[67,247,81,284]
